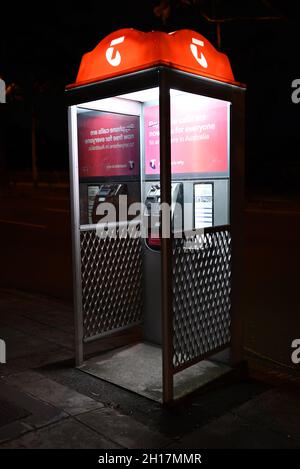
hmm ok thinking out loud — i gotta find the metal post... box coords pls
[68,106,84,366]
[159,70,174,403]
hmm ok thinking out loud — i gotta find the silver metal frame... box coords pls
[66,66,245,403]
[68,106,84,366]
[159,71,174,403]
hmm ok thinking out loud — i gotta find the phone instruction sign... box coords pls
[194,183,213,228]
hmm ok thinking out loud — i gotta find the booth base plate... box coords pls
[79,342,231,402]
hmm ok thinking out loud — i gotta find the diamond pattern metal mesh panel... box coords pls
[80,223,143,341]
[172,226,231,369]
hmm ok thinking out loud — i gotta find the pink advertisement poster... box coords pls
[77,111,140,178]
[144,94,229,175]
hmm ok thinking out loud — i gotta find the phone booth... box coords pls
[66,29,245,404]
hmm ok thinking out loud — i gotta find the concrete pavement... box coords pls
[0,289,300,449]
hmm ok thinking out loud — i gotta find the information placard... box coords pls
[87,185,100,224]
[194,183,213,228]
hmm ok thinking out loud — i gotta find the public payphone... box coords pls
[144,182,183,249]
[90,183,128,224]
[67,28,245,404]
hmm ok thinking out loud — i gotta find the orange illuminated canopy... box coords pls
[72,28,237,87]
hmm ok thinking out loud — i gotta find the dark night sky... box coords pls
[1,0,300,194]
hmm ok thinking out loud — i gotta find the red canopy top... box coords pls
[70,28,239,88]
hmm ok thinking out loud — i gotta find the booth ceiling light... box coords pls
[118,87,160,103]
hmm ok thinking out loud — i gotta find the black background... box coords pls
[0,0,299,195]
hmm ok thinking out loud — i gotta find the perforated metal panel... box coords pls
[80,223,143,341]
[172,226,231,369]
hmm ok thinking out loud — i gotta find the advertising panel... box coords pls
[144,94,229,177]
[78,110,140,178]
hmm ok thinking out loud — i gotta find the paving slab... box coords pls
[0,297,53,315]
[233,386,300,442]
[4,373,104,416]
[3,370,47,387]
[40,366,271,440]
[0,363,24,377]
[0,313,74,349]
[0,398,30,426]
[77,407,171,449]
[0,290,72,314]
[0,381,67,443]
[0,420,34,445]
[0,325,63,360]
[0,348,74,376]
[0,418,121,449]
[21,309,74,333]
[168,413,300,449]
